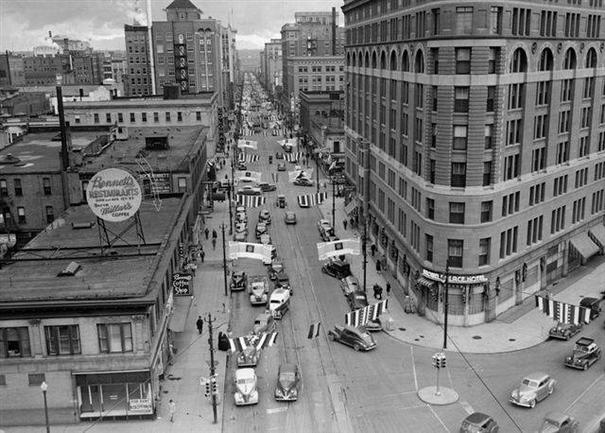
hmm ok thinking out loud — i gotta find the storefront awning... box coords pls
[416,276,436,289]
[168,296,192,333]
[569,232,600,260]
[589,224,605,248]
[345,199,358,215]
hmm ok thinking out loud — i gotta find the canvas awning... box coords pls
[589,224,605,248]
[416,276,436,290]
[569,232,600,260]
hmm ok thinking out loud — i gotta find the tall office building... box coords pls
[261,39,283,97]
[124,24,153,96]
[280,10,345,120]
[342,0,605,325]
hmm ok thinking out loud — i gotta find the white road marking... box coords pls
[427,404,451,433]
[459,400,474,415]
[266,406,288,414]
[410,345,419,391]
[565,372,605,412]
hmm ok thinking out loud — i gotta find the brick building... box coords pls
[0,52,25,87]
[260,39,283,98]
[124,24,153,96]
[342,0,605,325]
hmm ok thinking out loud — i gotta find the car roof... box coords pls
[235,368,256,379]
[271,288,289,298]
[580,297,599,305]
[524,372,550,381]
[343,324,364,334]
[279,363,298,374]
[465,412,492,424]
[544,411,570,424]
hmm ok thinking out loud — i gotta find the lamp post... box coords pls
[331,177,336,229]
[221,223,229,297]
[40,381,50,433]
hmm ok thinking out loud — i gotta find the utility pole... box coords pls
[361,139,370,293]
[315,152,320,193]
[227,182,233,235]
[331,177,336,229]
[221,224,228,297]
[207,313,218,424]
[443,259,450,350]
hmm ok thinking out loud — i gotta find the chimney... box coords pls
[332,7,336,56]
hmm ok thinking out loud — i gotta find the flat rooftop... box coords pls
[0,130,101,173]
[81,126,206,173]
[0,197,183,304]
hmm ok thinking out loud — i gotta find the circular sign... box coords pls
[86,168,142,222]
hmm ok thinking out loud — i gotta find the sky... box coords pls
[0,0,344,52]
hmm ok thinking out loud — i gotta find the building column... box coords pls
[484,283,497,322]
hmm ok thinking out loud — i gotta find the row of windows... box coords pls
[0,205,54,226]
[90,111,203,124]
[0,178,51,196]
[0,323,132,358]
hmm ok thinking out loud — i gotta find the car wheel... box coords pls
[353,344,361,352]
[583,362,588,371]
[548,384,554,395]
[529,399,536,408]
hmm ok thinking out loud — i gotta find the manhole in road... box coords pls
[472,335,482,340]
[509,338,516,342]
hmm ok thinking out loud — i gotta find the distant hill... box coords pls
[238,49,261,72]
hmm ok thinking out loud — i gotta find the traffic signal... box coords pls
[211,377,218,395]
[440,357,447,368]
[204,381,211,397]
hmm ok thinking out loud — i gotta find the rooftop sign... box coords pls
[86,168,142,222]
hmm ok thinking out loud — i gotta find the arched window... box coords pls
[372,51,377,69]
[351,52,356,67]
[510,48,527,73]
[390,51,397,70]
[365,51,370,68]
[380,51,386,69]
[563,48,577,69]
[414,50,425,73]
[585,48,598,68]
[346,53,351,67]
[538,49,553,71]
[401,51,409,71]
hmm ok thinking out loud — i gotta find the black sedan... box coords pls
[328,325,376,351]
[293,178,313,187]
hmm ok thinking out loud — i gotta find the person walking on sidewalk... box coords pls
[204,227,209,240]
[212,229,218,240]
[196,316,204,334]
[168,399,176,422]
[343,219,348,230]
[386,282,391,297]
[200,248,205,263]
[376,260,381,274]
[370,244,376,257]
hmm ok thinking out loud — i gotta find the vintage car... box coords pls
[579,297,602,319]
[259,209,271,224]
[317,219,336,241]
[340,276,360,296]
[252,312,276,335]
[234,368,259,406]
[538,412,579,433]
[268,288,291,319]
[262,244,277,265]
[235,212,248,224]
[293,177,313,187]
[345,291,382,332]
[259,182,277,192]
[274,363,300,401]
[248,276,269,305]
[549,322,583,340]
[277,162,287,171]
[564,337,601,370]
[328,325,376,351]
[230,271,248,291]
[237,343,261,368]
[268,261,285,280]
[322,257,352,279]
[275,152,284,159]
[284,211,297,225]
[510,372,556,408]
[234,222,248,233]
[276,195,287,208]
[238,186,262,196]
[235,206,246,214]
[275,271,292,295]
[255,222,268,239]
[233,231,247,242]
[459,412,499,433]
[237,161,247,171]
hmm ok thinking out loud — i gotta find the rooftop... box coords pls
[0,197,183,304]
[0,130,100,173]
[80,125,206,173]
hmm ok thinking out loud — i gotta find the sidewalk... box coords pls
[318,196,605,354]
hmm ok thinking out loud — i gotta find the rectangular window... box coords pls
[415,84,424,109]
[44,325,81,356]
[571,197,586,224]
[153,112,159,122]
[455,48,471,74]
[117,113,124,123]
[490,6,503,34]
[45,206,54,223]
[425,234,434,262]
[14,179,22,196]
[479,238,491,266]
[486,86,496,112]
[94,113,99,124]
[451,162,466,187]
[483,161,493,186]
[529,182,546,206]
[141,112,147,122]
[508,83,524,109]
[556,141,570,164]
[561,79,573,102]
[178,177,187,193]
[42,177,51,195]
[506,119,522,146]
[591,189,605,214]
[449,202,465,224]
[553,175,569,197]
[581,107,592,129]
[503,154,520,180]
[106,113,112,123]
[17,207,25,224]
[177,111,183,122]
[454,87,469,112]
[28,373,45,386]
[129,112,136,123]
[536,81,551,106]
[534,114,548,140]
[499,226,519,259]
[531,146,546,172]
[453,125,468,150]
[501,191,520,217]
[526,216,544,246]
[0,327,31,358]
[426,198,435,220]
[456,6,473,34]
[97,323,133,353]
[488,48,498,74]
[165,112,171,122]
[512,7,532,36]
[196,111,202,121]
[448,239,464,268]
[481,201,493,222]
[550,205,566,233]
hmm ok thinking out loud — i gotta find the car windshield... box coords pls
[279,372,296,384]
[541,419,560,428]
[521,379,539,388]
[236,377,255,385]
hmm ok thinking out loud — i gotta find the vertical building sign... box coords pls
[174,34,189,93]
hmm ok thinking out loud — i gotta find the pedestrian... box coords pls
[200,248,205,263]
[350,217,355,228]
[212,229,218,239]
[212,237,217,250]
[373,284,379,299]
[377,285,383,300]
[376,260,381,274]
[204,227,209,240]
[386,282,391,297]
[168,399,176,422]
[371,244,376,257]
[343,219,348,230]
[196,316,204,334]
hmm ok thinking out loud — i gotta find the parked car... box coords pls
[268,259,284,276]
[322,258,352,279]
[328,324,376,351]
[275,271,292,295]
[238,186,262,196]
[549,322,583,340]
[248,276,269,305]
[236,206,246,214]
[252,311,276,335]
[237,162,247,171]
[274,363,300,401]
[259,182,277,192]
[275,152,284,159]
[235,212,248,224]
[293,177,313,187]
[234,231,247,242]
[459,412,499,433]
[538,412,579,433]
[579,297,601,319]
[234,368,259,406]
[269,288,291,319]
[340,276,360,296]
[284,211,297,225]
[277,162,286,171]
[255,222,268,239]
[317,219,336,241]
[234,222,248,233]
[345,291,382,332]
[564,337,601,370]
[276,194,287,208]
[259,209,271,224]
[259,233,272,245]
[230,271,247,291]
[510,372,556,408]
[237,344,261,367]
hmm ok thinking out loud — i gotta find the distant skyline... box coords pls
[0,0,344,52]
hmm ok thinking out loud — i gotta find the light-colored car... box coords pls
[340,276,360,296]
[510,372,556,408]
[248,276,269,305]
[284,211,297,224]
[236,206,246,214]
[255,222,268,239]
[253,311,276,335]
[459,412,499,433]
[268,288,291,319]
[235,212,247,224]
[233,231,247,242]
[234,368,259,406]
[238,186,262,196]
[538,412,579,433]
[234,222,248,233]
[237,343,261,367]
[259,209,271,224]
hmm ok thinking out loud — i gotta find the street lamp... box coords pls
[40,381,50,433]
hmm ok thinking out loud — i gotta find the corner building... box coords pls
[342,0,605,325]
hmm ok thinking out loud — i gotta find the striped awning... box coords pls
[416,276,436,290]
[236,195,266,208]
[569,232,600,260]
[297,192,328,208]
